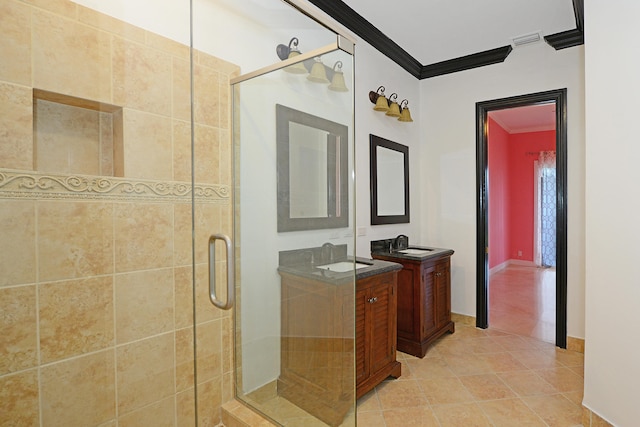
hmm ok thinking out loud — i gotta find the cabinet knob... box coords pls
[368,297,378,304]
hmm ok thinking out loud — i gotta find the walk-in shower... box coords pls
[0,0,355,425]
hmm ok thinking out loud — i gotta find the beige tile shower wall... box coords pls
[0,1,239,426]
[0,0,236,186]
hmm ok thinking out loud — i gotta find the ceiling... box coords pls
[308,0,583,78]
[489,104,556,134]
[339,0,576,65]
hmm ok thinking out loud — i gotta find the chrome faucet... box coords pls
[304,250,315,266]
[321,242,336,263]
[394,234,408,250]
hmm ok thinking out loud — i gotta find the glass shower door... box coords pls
[231,40,356,426]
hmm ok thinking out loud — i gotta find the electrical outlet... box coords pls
[518,250,522,257]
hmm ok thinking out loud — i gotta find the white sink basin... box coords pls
[397,248,433,256]
[316,261,371,273]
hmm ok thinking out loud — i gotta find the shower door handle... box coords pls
[208,234,235,310]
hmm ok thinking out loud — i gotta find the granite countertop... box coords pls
[371,245,455,262]
[278,256,402,285]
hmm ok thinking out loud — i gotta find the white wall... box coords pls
[583,1,640,424]
[354,43,422,258]
[419,42,586,340]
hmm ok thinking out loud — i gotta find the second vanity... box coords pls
[371,238,455,358]
[277,245,402,426]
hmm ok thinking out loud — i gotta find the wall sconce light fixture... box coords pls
[307,57,330,83]
[369,87,413,123]
[328,61,348,92]
[369,86,389,112]
[398,99,414,122]
[386,93,401,117]
[280,37,307,74]
[276,37,349,92]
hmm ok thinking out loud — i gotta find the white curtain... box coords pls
[534,151,556,267]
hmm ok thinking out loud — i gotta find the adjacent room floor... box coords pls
[489,264,556,343]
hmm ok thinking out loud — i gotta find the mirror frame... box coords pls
[276,104,349,232]
[370,134,410,225]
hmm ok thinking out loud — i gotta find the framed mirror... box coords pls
[370,134,409,225]
[276,104,349,232]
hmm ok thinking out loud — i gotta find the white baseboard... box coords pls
[489,260,509,275]
[489,259,537,275]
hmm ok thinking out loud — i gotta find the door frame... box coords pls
[475,89,568,348]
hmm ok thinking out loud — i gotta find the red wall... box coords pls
[488,118,510,268]
[488,118,555,268]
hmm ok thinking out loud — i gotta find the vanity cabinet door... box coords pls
[356,271,401,399]
[368,280,396,375]
[421,262,437,338]
[434,258,451,330]
[355,286,368,385]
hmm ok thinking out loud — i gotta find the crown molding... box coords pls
[307,0,422,78]
[544,28,584,50]
[308,0,583,79]
[544,0,584,50]
[420,46,513,79]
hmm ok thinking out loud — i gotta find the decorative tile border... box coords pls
[0,170,230,203]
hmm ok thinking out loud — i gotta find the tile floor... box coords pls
[489,265,556,343]
[237,264,584,426]
[357,324,584,427]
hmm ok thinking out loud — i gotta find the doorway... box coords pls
[475,89,568,348]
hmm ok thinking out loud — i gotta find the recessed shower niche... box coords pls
[33,89,123,176]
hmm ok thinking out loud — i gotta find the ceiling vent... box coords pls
[511,32,542,48]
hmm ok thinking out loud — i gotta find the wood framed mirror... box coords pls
[370,134,410,225]
[276,104,349,232]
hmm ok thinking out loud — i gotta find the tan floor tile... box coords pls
[563,390,584,406]
[508,348,563,369]
[478,398,546,426]
[555,348,585,367]
[417,377,474,405]
[356,389,381,412]
[459,373,516,400]
[441,353,493,376]
[485,351,528,373]
[483,328,511,337]
[449,324,488,339]
[356,411,386,427]
[383,406,440,427]
[431,336,473,356]
[569,364,584,377]
[404,356,455,379]
[376,378,429,409]
[535,367,584,393]
[490,334,540,351]
[466,336,507,353]
[432,402,491,427]
[523,394,582,426]
[497,371,558,396]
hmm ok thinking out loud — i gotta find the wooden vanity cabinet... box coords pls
[278,269,400,425]
[373,252,454,358]
[355,271,401,399]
